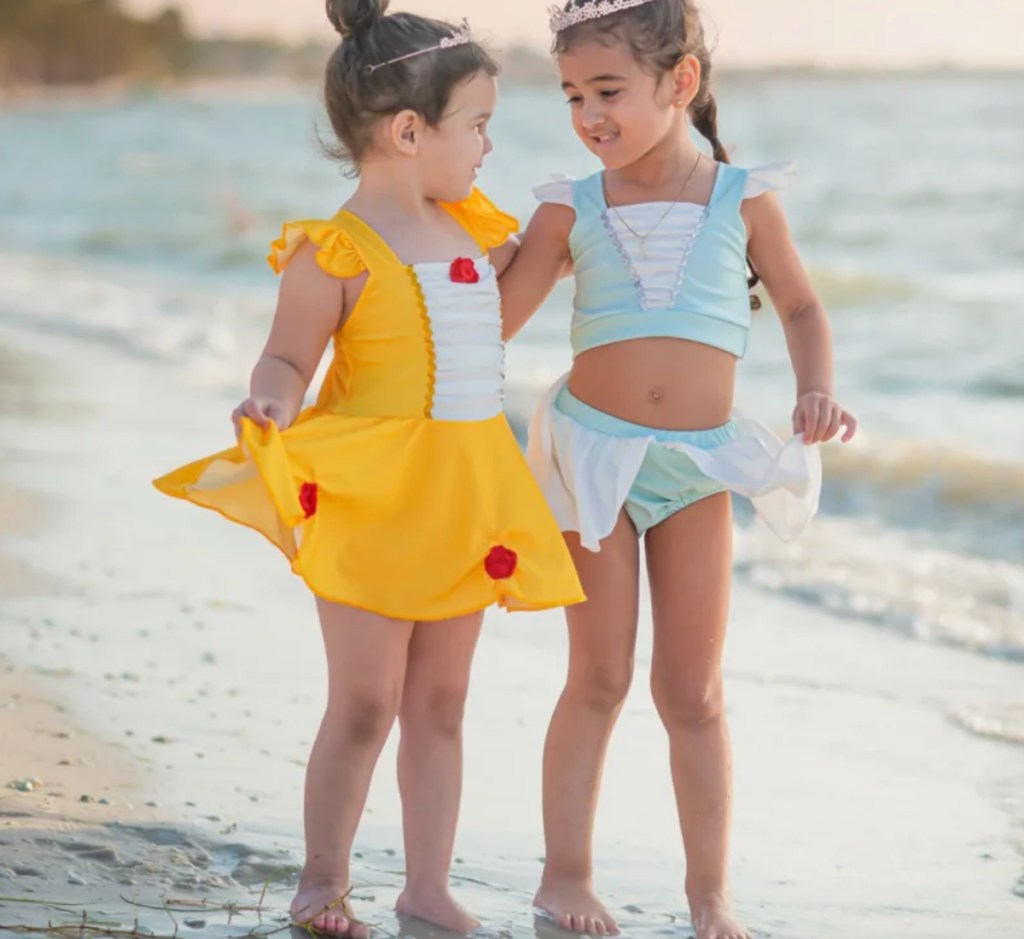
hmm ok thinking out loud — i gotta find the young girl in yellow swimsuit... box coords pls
[154,2,583,935]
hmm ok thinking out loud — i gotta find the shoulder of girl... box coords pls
[267,216,366,280]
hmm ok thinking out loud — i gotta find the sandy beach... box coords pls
[1,311,1022,939]
[0,487,271,936]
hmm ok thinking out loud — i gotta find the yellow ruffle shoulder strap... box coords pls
[267,214,367,279]
[441,188,519,254]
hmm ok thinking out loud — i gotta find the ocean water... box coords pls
[1,73,1022,669]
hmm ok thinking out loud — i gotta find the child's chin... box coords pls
[431,180,474,202]
[595,150,633,171]
[583,139,633,170]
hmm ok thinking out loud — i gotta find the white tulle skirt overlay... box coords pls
[526,376,822,551]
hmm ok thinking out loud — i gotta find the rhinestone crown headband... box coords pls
[365,19,472,74]
[549,0,660,33]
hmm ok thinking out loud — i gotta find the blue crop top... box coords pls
[535,161,794,359]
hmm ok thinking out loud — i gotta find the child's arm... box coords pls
[743,193,857,444]
[497,204,574,341]
[232,242,347,435]
[488,235,520,278]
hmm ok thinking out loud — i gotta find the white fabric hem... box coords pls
[743,160,797,199]
[533,175,576,209]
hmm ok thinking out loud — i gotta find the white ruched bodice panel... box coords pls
[413,259,505,421]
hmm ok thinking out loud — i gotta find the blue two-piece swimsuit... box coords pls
[527,161,822,551]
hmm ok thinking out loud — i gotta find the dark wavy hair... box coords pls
[323,0,498,173]
[555,0,762,306]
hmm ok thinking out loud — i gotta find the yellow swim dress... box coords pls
[153,190,585,620]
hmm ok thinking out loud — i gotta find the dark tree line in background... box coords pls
[0,0,329,86]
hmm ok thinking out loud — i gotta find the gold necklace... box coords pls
[604,152,703,258]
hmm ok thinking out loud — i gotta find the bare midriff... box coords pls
[567,337,738,431]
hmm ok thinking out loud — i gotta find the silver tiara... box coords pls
[364,19,473,74]
[549,0,660,33]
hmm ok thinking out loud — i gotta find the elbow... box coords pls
[783,300,826,330]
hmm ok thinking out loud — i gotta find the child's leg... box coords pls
[291,599,414,938]
[645,492,750,939]
[535,511,640,937]
[394,612,484,934]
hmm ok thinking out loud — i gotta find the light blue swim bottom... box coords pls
[553,384,738,537]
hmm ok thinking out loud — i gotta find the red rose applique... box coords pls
[484,545,518,580]
[450,257,480,284]
[299,482,318,519]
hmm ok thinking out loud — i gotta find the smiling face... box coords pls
[559,37,691,170]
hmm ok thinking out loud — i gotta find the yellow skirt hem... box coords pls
[152,480,585,621]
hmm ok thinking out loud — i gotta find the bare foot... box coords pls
[395,885,480,935]
[291,881,369,938]
[533,877,619,936]
[688,895,751,939]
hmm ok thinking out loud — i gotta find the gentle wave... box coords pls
[806,265,918,308]
[735,514,1024,662]
[951,704,1024,747]
[0,251,265,391]
[822,441,1024,514]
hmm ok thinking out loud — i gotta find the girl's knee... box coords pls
[568,659,634,715]
[327,688,401,746]
[402,682,470,738]
[651,675,724,731]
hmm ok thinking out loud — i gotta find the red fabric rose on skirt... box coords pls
[299,482,318,519]
[450,257,480,284]
[484,545,518,580]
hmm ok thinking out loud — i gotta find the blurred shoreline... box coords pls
[4,0,1021,111]
[0,75,317,109]
[3,61,1023,109]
